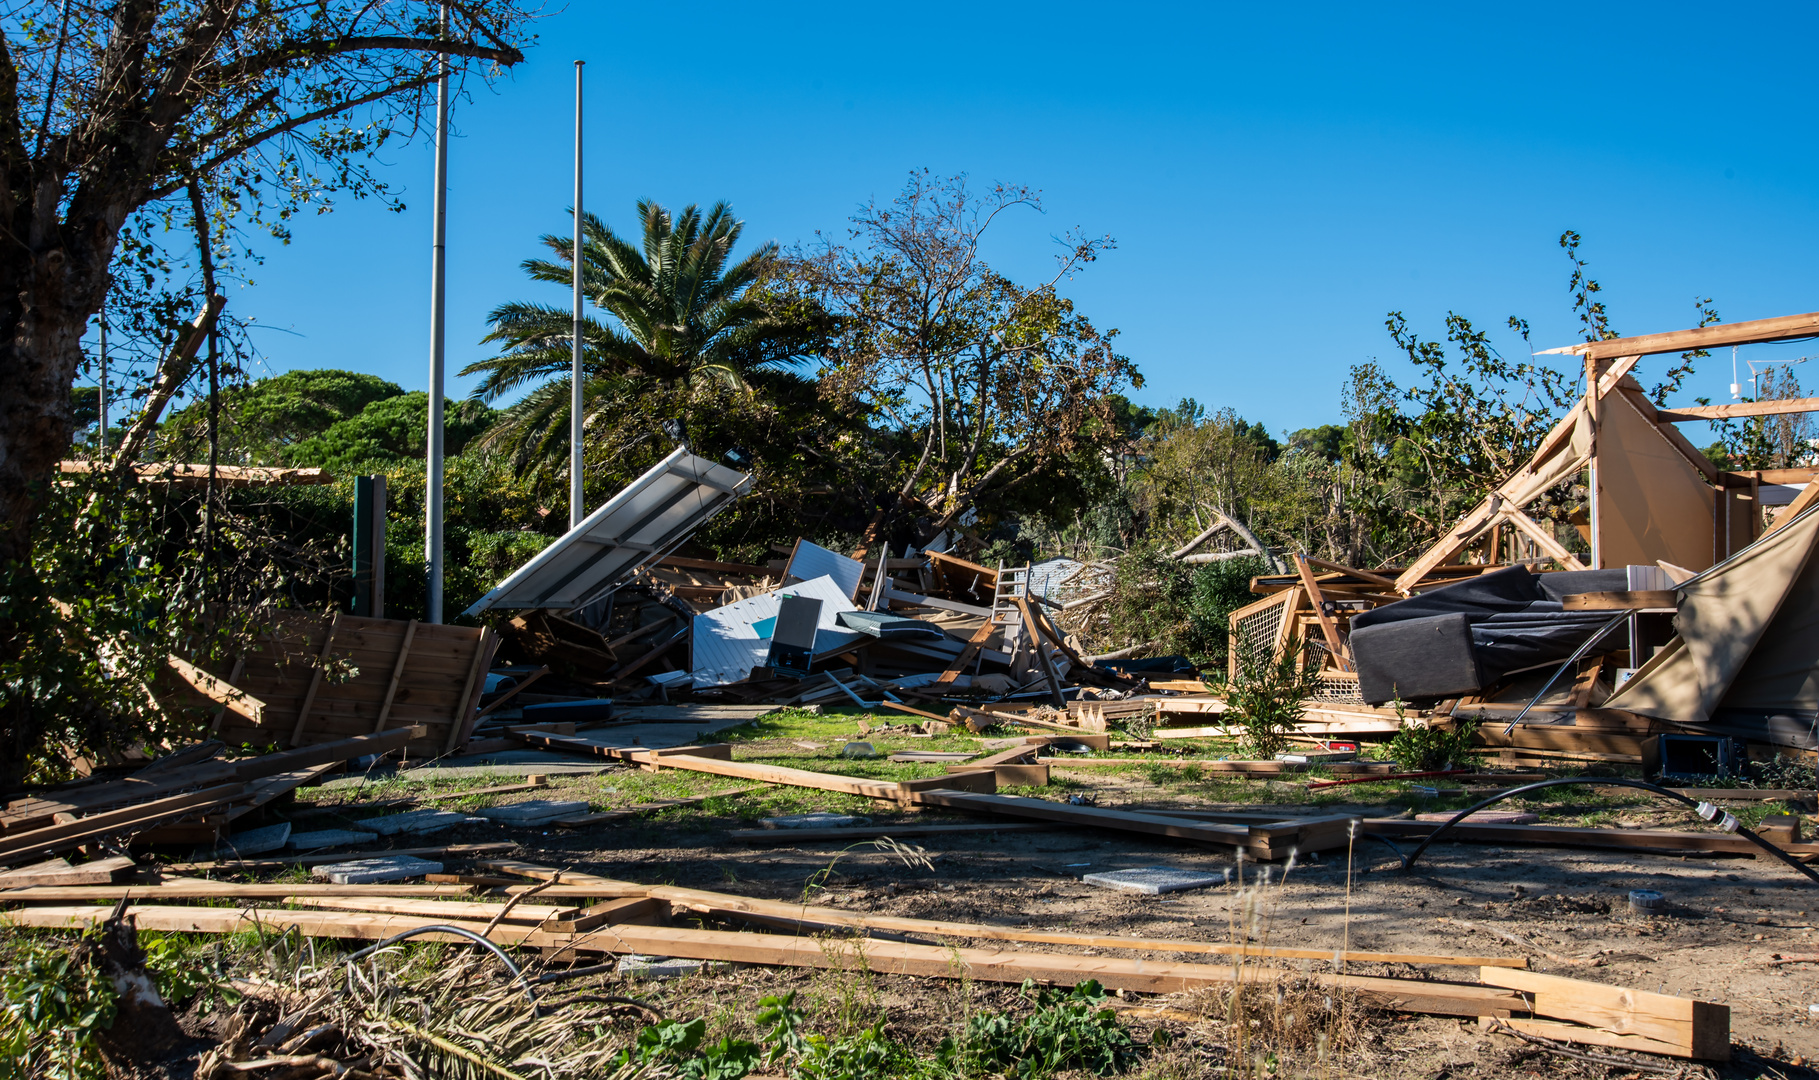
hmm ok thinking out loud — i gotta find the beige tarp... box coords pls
[1595,391,1716,571]
[1606,503,1819,724]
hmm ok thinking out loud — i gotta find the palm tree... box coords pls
[462,201,823,489]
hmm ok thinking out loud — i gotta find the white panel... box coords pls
[463,448,751,615]
[689,575,864,687]
[784,539,864,600]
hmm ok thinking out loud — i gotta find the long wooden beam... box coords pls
[1539,310,1819,361]
[1657,396,1819,422]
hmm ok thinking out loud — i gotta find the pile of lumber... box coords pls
[0,860,1732,1061]
[0,727,423,867]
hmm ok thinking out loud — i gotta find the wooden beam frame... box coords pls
[1539,310,1819,361]
[1657,395,1819,422]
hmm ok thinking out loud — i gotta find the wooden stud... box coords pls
[288,613,341,747]
[371,618,419,733]
[444,627,494,754]
[1295,555,1351,670]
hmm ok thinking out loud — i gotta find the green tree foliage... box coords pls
[160,369,406,464]
[1103,545,1269,669]
[287,393,497,472]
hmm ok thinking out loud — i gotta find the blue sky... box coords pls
[223,1,1819,440]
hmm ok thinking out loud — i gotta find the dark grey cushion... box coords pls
[1534,569,1630,603]
[1352,612,1484,704]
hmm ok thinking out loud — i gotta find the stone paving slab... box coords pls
[311,855,443,885]
[1081,865,1224,895]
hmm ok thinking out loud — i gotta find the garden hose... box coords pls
[1396,777,1819,887]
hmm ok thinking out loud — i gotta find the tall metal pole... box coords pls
[425,4,450,623]
[570,60,586,529]
[97,304,107,452]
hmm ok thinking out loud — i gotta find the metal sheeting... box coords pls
[462,448,751,616]
[690,575,864,687]
[783,539,864,599]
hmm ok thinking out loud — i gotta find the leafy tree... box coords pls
[0,1,531,782]
[160,369,405,464]
[465,200,827,483]
[287,393,496,472]
[784,170,1141,546]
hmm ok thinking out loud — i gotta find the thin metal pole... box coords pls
[570,59,586,529]
[425,4,450,623]
[97,303,107,452]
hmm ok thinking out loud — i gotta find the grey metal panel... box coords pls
[461,447,751,616]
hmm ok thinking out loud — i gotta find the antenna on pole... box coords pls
[425,2,450,623]
[570,59,586,529]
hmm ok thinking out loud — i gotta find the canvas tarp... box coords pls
[1605,502,1819,747]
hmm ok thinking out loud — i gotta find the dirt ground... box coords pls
[268,716,1819,1078]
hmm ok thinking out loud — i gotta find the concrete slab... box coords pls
[476,799,590,827]
[1082,865,1224,895]
[311,856,443,885]
[760,812,861,830]
[354,809,486,836]
[213,823,291,857]
[287,829,378,851]
[616,954,709,979]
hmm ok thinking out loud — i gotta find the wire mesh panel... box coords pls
[1228,591,1293,681]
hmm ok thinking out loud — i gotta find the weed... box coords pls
[1386,704,1480,771]
[944,979,1140,1079]
[0,937,117,1080]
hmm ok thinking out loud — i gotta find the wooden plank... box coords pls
[552,785,766,827]
[1492,1016,1708,1061]
[1657,396,1819,422]
[1365,818,1819,857]
[446,626,494,754]
[512,736,902,800]
[1016,596,1067,706]
[1295,555,1352,669]
[170,841,521,873]
[288,613,341,747]
[472,665,550,722]
[1538,310,1819,362]
[166,655,266,723]
[933,619,997,686]
[282,896,579,924]
[0,784,245,863]
[897,771,995,803]
[657,555,771,577]
[1480,967,1728,1060]
[371,618,418,732]
[1562,590,1675,610]
[1502,510,1587,571]
[0,904,1529,1016]
[0,855,134,888]
[0,883,478,900]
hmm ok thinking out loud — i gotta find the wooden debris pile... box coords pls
[0,858,1735,1062]
[0,726,424,869]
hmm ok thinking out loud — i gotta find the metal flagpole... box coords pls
[570,60,586,529]
[425,3,450,623]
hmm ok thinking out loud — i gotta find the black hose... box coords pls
[1396,777,1819,886]
[339,925,537,1002]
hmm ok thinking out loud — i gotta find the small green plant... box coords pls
[1386,705,1480,771]
[1223,640,1320,759]
[942,980,1139,1079]
[0,940,118,1080]
[615,1017,760,1080]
